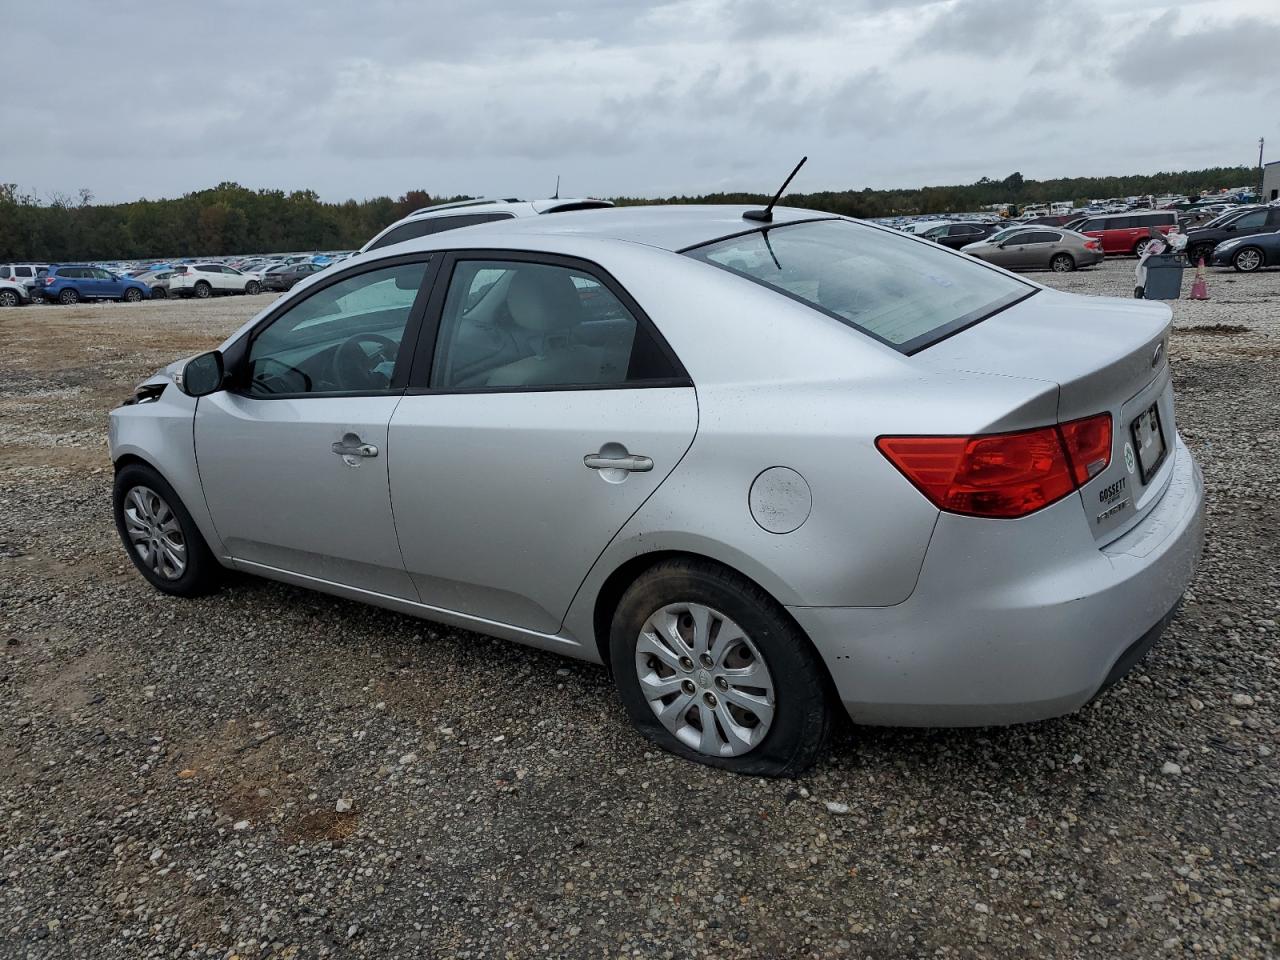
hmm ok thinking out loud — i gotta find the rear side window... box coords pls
[1024,231,1062,244]
[429,259,680,390]
[367,213,515,252]
[687,220,1034,355]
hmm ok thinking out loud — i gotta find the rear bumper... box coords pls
[790,436,1204,727]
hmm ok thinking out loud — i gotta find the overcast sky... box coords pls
[8,0,1278,204]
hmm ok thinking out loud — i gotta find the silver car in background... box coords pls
[963,226,1105,272]
[109,206,1203,776]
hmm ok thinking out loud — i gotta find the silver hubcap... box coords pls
[1053,256,1070,272]
[123,486,187,580]
[635,603,775,757]
[0,291,16,306]
[1238,250,1260,270]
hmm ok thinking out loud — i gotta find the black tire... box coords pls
[0,289,19,307]
[193,281,212,299]
[1189,244,1213,267]
[1232,247,1264,273]
[245,280,261,295]
[1050,252,1075,273]
[152,286,167,299]
[58,288,80,305]
[113,462,221,597]
[122,287,143,303]
[609,558,832,777]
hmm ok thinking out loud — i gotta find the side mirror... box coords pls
[178,350,225,397]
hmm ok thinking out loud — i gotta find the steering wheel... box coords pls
[332,333,399,390]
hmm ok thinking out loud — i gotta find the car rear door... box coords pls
[195,255,436,598]
[387,251,697,635]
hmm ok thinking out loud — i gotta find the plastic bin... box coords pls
[1143,254,1184,300]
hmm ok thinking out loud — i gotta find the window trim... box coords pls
[222,252,441,401]
[403,249,691,396]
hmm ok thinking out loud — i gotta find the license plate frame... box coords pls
[1130,402,1167,485]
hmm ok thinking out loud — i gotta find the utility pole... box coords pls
[1258,137,1265,201]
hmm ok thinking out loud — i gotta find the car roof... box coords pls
[415,204,841,253]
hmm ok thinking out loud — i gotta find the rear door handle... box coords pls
[583,454,652,473]
[332,436,379,458]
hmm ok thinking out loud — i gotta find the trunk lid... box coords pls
[919,288,1176,544]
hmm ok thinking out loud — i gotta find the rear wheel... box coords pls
[0,289,19,307]
[1050,252,1075,273]
[193,281,212,299]
[122,286,143,303]
[113,463,220,596]
[1133,237,1152,257]
[58,288,80,305]
[610,559,832,777]
[1232,247,1263,273]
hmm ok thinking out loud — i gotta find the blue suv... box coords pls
[40,265,151,305]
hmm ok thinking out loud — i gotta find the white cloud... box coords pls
[7,0,1277,202]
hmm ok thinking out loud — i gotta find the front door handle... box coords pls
[332,435,379,458]
[584,453,652,473]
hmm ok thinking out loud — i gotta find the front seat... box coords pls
[485,267,605,387]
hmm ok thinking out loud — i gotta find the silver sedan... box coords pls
[109,206,1203,776]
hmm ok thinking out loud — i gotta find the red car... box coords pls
[1073,210,1178,256]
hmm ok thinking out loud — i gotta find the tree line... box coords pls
[0,166,1256,263]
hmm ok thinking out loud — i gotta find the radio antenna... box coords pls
[743,156,807,222]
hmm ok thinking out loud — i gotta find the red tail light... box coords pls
[877,414,1112,519]
[44,276,55,285]
[1084,240,1100,251]
[1058,413,1112,485]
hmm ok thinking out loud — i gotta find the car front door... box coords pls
[387,253,697,635]
[195,255,435,597]
[991,231,1037,268]
[97,268,125,298]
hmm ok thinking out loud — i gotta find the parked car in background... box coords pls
[1210,229,1280,273]
[1184,207,1280,266]
[1019,214,1078,228]
[962,227,1103,272]
[920,221,1002,250]
[40,265,151,304]
[360,197,615,253]
[1074,211,1178,256]
[260,261,325,291]
[168,263,264,299]
[134,269,177,298]
[0,263,47,298]
[0,278,31,306]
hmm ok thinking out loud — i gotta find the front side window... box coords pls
[430,259,678,390]
[687,220,1034,354]
[1231,210,1268,229]
[245,260,429,396]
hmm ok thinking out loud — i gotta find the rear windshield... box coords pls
[685,219,1035,354]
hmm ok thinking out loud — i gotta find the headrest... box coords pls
[506,267,581,333]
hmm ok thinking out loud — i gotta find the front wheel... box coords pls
[113,463,220,596]
[245,280,261,295]
[151,286,167,299]
[610,559,832,776]
[1233,247,1263,273]
[0,289,19,307]
[122,287,143,303]
[1050,252,1075,273]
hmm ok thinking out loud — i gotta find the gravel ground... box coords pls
[1,260,1277,959]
